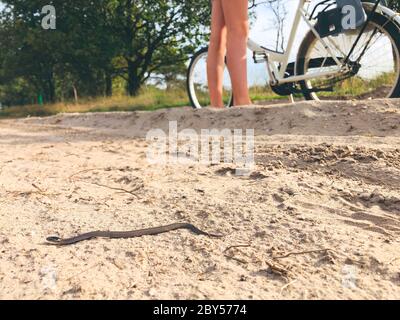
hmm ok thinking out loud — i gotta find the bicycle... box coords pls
[186,0,400,108]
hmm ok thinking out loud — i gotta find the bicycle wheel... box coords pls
[296,10,400,100]
[187,47,233,109]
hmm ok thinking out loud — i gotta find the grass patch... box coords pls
[0,85,283,119]
[0,86,191,119]
[315,72,397,98]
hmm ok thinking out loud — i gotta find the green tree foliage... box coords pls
[0,0,210,105]
[106,0,210,95]
[0,1,118,104]
[388,0,400,11]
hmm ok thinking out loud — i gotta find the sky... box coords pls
[249,0,309,84]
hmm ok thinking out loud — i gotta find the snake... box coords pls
[46,223,223,246]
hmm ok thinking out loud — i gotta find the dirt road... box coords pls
[0,99,399,299]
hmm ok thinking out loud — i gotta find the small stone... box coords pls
[0,236,9,244]
[112,258,125,270]
[359,192,371,201]
[371,192,385,203]
[63,285,82,296]
[277,203,286,210]
[254,231,267,238]
[282,187,296,196]
[376,150,384,158]
[148,288,157,296]
[273,194,285,203]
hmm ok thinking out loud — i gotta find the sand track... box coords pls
[0,99,399,299]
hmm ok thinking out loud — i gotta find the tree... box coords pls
[106,0,210,96]
[0,0,212,104]
[388,0,400,11]
[266,0,288,52]
[0,0,119,103]
[155,62,188,90]
[0,1,59,102]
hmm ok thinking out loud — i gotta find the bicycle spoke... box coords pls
[298,15,400,100]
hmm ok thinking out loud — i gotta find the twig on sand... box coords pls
[32,183,45,193]
[280,279,298,294]
[29,183,60,198]
[272,248,335,259]
[223,244,252,264]
[388,257,400,265]
[265,258,291,277]
[223,244,251,253]
[78,180,143,197]
[224,254,248,264]
[68,168,102,181]
[63,262,102,281]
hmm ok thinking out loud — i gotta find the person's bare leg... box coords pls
[221,0,252,106]
[207,0,227,108]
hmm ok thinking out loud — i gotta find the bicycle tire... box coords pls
[296,10,400,100]
[186,47,234,109]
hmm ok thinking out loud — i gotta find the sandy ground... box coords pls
[0,99,399,300]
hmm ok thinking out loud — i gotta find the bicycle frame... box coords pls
[246,0,400,86]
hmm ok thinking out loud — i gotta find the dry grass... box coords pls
[0,85,283,119]
[317,72,397,98]
[0,86,190,119]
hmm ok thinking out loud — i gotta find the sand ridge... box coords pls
[0,99,399,299]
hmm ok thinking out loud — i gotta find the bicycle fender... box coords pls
[362,1,400,29]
